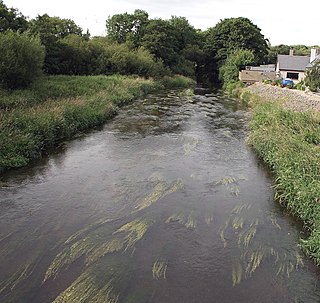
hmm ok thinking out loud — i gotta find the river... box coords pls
[0,89,320,303]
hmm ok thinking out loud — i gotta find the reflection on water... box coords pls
[1,88,320,303]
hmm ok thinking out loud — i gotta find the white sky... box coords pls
[5,0,320,46]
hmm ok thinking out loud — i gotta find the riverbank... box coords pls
[247,82,320,112]
[231,82,320,265]
[0,75,195,172]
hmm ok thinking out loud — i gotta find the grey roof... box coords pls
[306,54,320,68]
[277,54,310,71]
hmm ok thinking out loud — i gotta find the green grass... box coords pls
[236,87,320,264]
[0,74,195,171]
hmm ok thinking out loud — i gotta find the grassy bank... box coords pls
[233,85,320,264]
[0,75,195,171]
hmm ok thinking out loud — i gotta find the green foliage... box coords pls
[0,0,28,32]
[219,49,255,85]
[94,40,168,78]
[223,81,244,97]
[106,9,149,48]
[205,17,269,66]
[296,80,306,91]
[0,75,194,170]
[0,30,45,89]
[305,61,320,92]
[29,14,83,74]
[106,13,202,78]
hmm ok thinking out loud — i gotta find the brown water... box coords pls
[0,89,320,303]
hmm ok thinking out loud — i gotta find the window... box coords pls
[286,72,299,80]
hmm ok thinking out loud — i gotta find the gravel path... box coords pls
[246,82,320,112]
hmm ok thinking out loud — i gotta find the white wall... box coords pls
[279,70,305,83]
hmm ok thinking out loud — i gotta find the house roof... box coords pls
[306,54,320,68]
[277,54,310,71]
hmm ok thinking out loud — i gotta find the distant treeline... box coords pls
[0,0,318,88]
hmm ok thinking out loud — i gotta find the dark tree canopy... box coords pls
[29,14,83,44]
[0,30,45,88]
[0,0,28,32]
[29,14,83,74]
[106,9,149,47]
[205,17,269,65]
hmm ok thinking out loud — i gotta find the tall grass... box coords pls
[0,75,195,171]
[236,87,320,264]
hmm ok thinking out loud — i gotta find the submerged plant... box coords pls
[245,248,264,276]
[232,259,243,286]
[52,270,119,303]
[166,211,197,230]
[152,260,168,280]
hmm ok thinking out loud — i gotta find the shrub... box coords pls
[219,49,255,86]
[305,61,320,92]
[0,31,45,89]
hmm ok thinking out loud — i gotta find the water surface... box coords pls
[1,89,320,303]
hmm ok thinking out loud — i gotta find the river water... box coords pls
[0,89,320,303]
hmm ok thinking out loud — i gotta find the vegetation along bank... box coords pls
[0,75,195,172]
[229,82,320,264]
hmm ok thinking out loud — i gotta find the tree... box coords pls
[305,61,320,92]
[141,18,179,68]
[106,9,149,48]
[205,17,269,66]
[169,16,198,51]
[0,30,45,88]
[0,0,28,32]
[219,49,255,85]
[29,14,83,74]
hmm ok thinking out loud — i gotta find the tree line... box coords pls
[0,0,318,89]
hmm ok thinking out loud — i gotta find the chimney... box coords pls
[289,49,294,56]
[310,48,320,63]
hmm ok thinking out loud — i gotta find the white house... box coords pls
[276,48,320,83]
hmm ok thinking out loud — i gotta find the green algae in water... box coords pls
[52,271,119,303]
[270,214,281,230]
[245,248,264,276]
[166,211,197,230]
[0,262,36,294]
[44,237,97,282]
[44,218,152,282]
[216,176,237,186]
[152,260,168,280]
[219,219,230,248]
[230,186,240,197]
[232,203,252,215]
[65,218,114,245]
[86,238,125,266]
[185,213,197,230]
[238,219,258,249]
[205,213,214,225]
[135,182,167,211]
[135,179,184,211]
[166,213,185,225]
[232,259,243,286]
[113,218,151,251]
[232,216,244,230]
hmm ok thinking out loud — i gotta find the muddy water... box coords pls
[1,89,320,303]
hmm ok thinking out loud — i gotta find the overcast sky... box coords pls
[5,0,319,46]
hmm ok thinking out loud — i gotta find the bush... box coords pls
[0,31,45,89]
[305,61,320,92]
[219,49,255,86]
